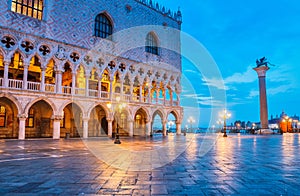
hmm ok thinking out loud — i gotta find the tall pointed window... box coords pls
[94,14,113,39]
[145,32,159,55]
[0,106,6,127]
[11,0,44,20]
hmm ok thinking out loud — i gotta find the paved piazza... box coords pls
[0,134,300,195]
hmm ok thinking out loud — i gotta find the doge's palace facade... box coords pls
[0,0,183,139]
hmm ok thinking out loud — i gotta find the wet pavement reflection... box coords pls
[0,133,300,195]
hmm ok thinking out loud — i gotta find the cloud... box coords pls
[224,66,257,84]
[183,69,200,75]
[202,77,228,90]
[248,83,295,98]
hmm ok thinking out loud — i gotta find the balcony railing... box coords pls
[75,88,85,96]
[27,81,41,91]
[62,86,72,94]
[89,89,98,97]
[101,91,109,99]
[45,84,56,93]
[8,79,23,89]
[0,78,179,106]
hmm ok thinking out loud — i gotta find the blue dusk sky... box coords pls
[160,0,300,127]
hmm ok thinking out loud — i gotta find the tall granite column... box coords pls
[253,65,270,132]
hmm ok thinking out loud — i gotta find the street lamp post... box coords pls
[107,96,126,144]
[219,109,231,137]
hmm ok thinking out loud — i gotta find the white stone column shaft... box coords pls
[176,123,182,135]
[108,120,113,137]
[18,117,26,140]
[56,71,62,93]
[128,121,133,137]
[3,61,9,87]
[109,79,113,100]
[71,72,76,95]
[85,76,89,97]
[83,118,89,138]
[53,119,61,139]
[162,121,167,136]
[40,68,46,91]
[23,64,29,90]
[98,78,102,98]
[139,85,143,102]
[146,121,152,136]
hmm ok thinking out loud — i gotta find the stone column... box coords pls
[3,61,9,87]
[18,115,26,140]
[71,72,76,95]
[129,83,134,101]
[176,122,182,135]
[52,115,62,139]
[85,75,89,97]
[139,85,143,102]
[40,67,46,92]
[98,77,102,98]
[156,89,159,103]
[162,120,167,136]
[253,66,270,132]
[128,120,134,137]
[107,119,113,137]
[22,63,29,90]
[83,118,89,138]
[56,70,62,93]
[170,89,173,106]
[120,80,124,99]
[176,90,181,106]
[163,88,166,106]
[147,85,151,103]
[109,79,113,100]
[146,120,152,136]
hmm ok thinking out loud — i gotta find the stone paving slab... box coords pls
[0,134,300,195]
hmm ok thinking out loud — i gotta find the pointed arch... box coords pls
[24,97,56,115]
[59,101,85,117]
[145,31,159,55]
[94,12,114,39]
[87,102,110,119]
[0,93,22,115]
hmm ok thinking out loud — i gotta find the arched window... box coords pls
[0,106,6,127]
[135,114,142,128]
[26,108,34,128]
[145,32,159,55]
[94,14,113,39]
[11,0,44,20]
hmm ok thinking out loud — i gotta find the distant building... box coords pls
[269,112,299,132]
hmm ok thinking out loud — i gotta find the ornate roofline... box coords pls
[134,0,182,24]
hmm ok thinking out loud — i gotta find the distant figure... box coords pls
[256,57,268,67]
